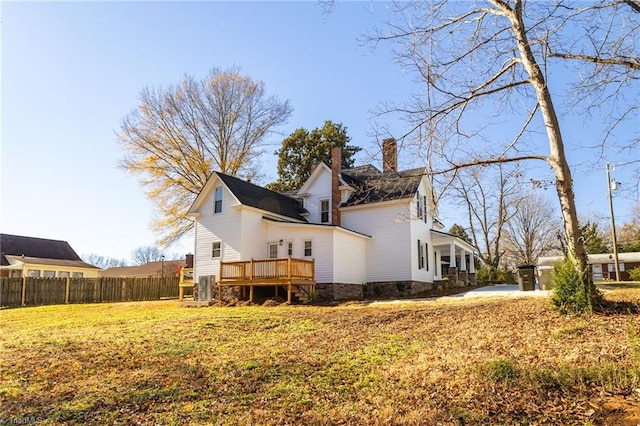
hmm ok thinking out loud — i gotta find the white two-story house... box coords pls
[187,138,475,301]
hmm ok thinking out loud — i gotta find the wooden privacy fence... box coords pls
[0,276,180,308]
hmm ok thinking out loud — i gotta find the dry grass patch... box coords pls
[1,289,640,425]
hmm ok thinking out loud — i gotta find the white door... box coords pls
[592,264,603,281]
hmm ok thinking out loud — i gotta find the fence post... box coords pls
[21,276,27,306]
[65,277,70,303]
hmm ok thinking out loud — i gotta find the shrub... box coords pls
[476,265,511,284]
[550,258,601,315]
[629,266,640,281]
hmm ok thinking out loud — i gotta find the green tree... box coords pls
[580,222,609,254]
[448,223,472,245]
[119,67,292,246]
[267,121,361,192]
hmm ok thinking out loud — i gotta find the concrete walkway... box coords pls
[369,284,550,306]
[458,284,551,298]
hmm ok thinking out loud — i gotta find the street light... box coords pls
[161,254,165,278]
[606,162,620,282]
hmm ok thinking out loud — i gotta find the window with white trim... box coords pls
[72,272,84,278]
[320,199,330,223]
[27,269,40,277]
[287,241,293,256]
[417,239,424,269]
[268,243,278,259]
[214,187,223,213]
[304,240,312,257]
[59,271,70,278]
[425,242,429,271]
[212,241,222,258]
[423,195,428,223]
[43,270,56,278]
[434,252,438,276]
[416,191,422,219]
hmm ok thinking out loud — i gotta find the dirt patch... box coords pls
[593,395,640,425]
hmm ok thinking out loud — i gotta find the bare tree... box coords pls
[131,246,164,266]
[368,0,638,311]
[451,164,522,267]
[82,254,128,269]
[502,192,563,267]
[119,67,293,246]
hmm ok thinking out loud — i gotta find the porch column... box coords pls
[469,253,475,273]
[460,249,467,271]
[450,243,457,268]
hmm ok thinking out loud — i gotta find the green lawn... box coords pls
[1,290,640,425]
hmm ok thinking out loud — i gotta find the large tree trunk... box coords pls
[506,0,596,302]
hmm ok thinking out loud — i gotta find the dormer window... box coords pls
[320,199,330,223]
[214,187,223,213]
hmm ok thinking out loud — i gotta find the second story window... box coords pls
[416,191,422,219]
[214,187,223,213]
[320,199,330,223]
[212,241,222,258]
[304,240,313,257]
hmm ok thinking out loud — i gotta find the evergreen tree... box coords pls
[267,121,361,192]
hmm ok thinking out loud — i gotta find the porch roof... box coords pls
[430,229,476,253]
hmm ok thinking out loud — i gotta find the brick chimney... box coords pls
[382,138,397,173]
[331,146,341,226]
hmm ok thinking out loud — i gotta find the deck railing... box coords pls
[220,257,315,283]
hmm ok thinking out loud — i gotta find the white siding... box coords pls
[302,168,332,224]
[193,180,242,282]
[334,231,367,284]
[265,222,334,283]
[341,201,412,282]
[240,208,269,259]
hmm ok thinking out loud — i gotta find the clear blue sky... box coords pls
[2,2,638,262]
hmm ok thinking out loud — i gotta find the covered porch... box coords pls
[431,230,476,286]
[218,257,315,303]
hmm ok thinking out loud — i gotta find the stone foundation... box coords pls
[364,280,434,298]
[448,266,458,284]
[316,283,364,301]
[211,285,241,302]
[459,270,468,287]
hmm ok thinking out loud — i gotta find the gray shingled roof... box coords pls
[217,173,308,222]
[340,166,425,207]
[0,234,99,269]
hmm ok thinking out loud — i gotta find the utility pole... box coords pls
[606,162,620,282]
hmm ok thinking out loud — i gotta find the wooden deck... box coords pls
[218,257,315,303]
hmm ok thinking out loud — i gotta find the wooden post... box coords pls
[65,277,70,304]
[287,283,292,304]
[21,276,27,306]
[287,257,292,280]
[250,259,254,280]
[249,285,254,303]
[275,285,278,298]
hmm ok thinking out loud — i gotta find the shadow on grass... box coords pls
[594,298,640,315]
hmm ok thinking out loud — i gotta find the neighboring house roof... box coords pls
[539,252,640,267]
[0,233,99,269]
[101,260,185,277]
[3,255,100,269]
[340,166,426,207]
